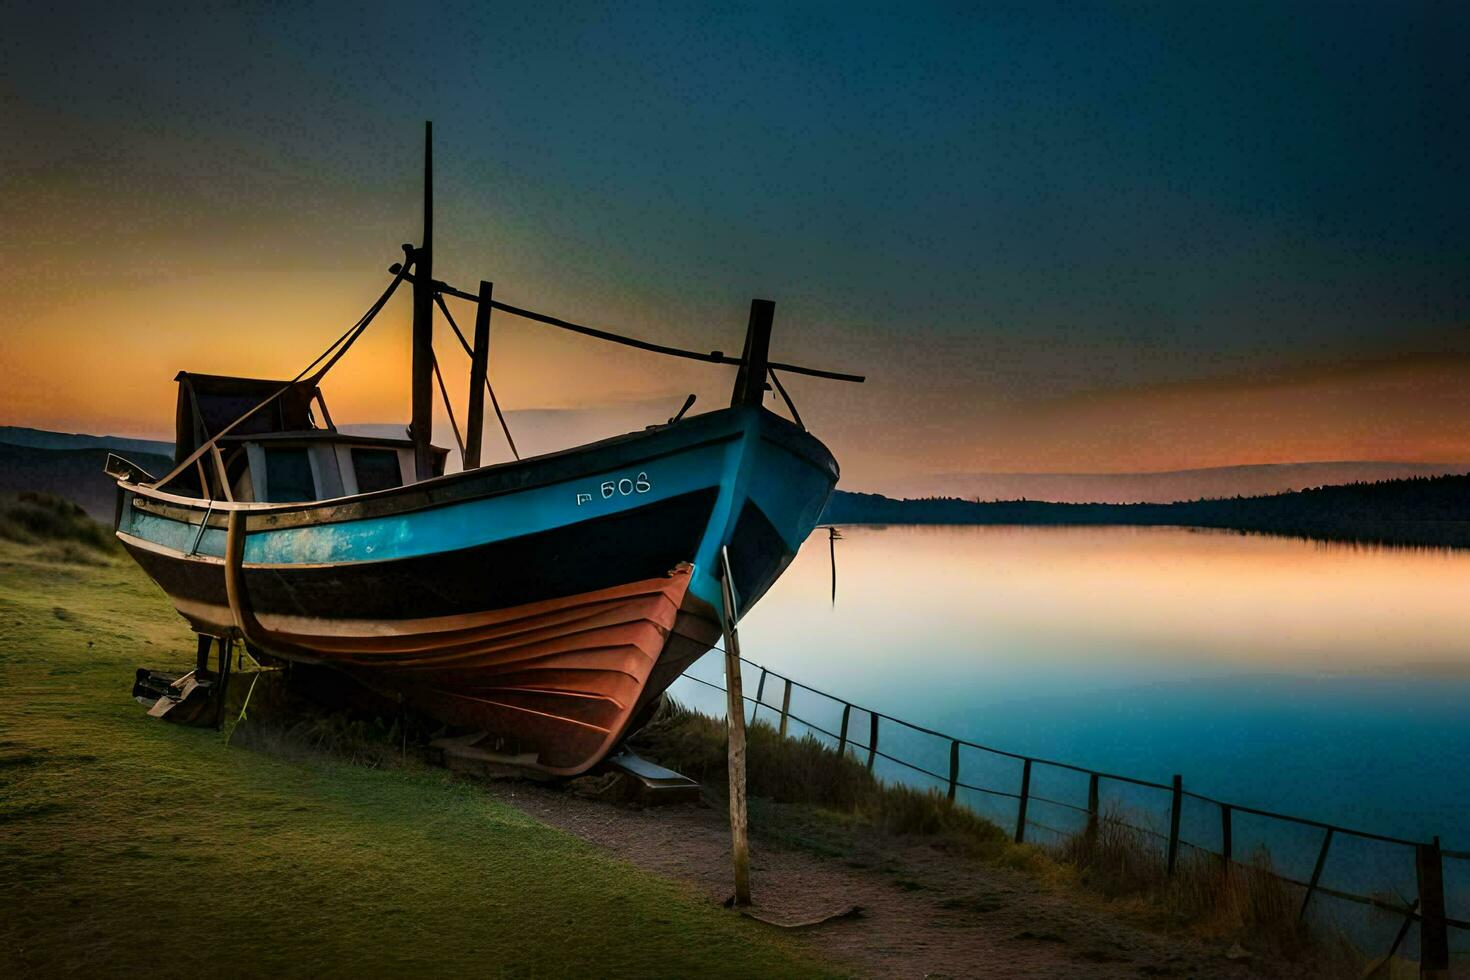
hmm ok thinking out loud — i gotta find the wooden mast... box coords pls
[463,280,493,469]
[410,120,435,481]
[730,298,773,407]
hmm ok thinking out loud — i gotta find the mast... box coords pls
[411,121,435,480]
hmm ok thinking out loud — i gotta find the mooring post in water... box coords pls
[718,546,752,908]
[1166,774,1183,875]
[1417,836,1449,979]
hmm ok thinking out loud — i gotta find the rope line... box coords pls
[398,268,866,384]
[430,350,465,458]
[150,267,408,490]
[433,292,520,461]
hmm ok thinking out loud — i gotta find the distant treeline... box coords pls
[821,473,1470,549]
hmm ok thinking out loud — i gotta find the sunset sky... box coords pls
[3,2,1467,492]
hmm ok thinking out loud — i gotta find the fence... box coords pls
[670,651,1468,969]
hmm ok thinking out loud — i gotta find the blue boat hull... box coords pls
[116,406,837,773]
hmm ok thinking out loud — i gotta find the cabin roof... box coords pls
[174,371,330,464]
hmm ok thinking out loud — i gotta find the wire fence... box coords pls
[669,651,1467,968]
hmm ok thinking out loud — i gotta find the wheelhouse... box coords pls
[169,372,445,504]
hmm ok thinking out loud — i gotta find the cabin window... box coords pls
[264,447,316,502]
[352,448,402,493]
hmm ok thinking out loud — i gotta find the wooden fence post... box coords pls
[717,547,751,908]
[1014,759,1032,843]
[1221,804,1233,865]
[1085,772,1100,850]
[778,680,792,739]
[837,703,851,758]
[947,740,961,802]
[1166,774,1183,875]
[867,714,879,771]
[1300,828,1334,919]
[1417,837,1449,979]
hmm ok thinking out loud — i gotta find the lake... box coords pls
[669,524,1470,945]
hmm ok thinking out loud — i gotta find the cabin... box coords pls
[169,372,446,503]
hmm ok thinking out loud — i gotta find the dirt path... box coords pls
[490,782,1279,979]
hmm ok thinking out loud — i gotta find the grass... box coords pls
[0,537,839,979]
[631,699,1377,973]
[0,492,117,552]
[629,699,1036,867]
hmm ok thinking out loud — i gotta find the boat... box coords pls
[107,125,861,775]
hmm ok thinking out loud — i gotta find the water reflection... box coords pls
[674,525,1470,850]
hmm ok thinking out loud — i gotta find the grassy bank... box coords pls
[0,531,836,978]
[630,701,1364,973]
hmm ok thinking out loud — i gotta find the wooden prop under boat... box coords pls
[108,125,862,775]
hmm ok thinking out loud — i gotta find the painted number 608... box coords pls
[601,472,652,499]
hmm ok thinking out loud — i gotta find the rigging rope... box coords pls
[148,266,409,491]
[768,368,804,430]
[394,266,866,384]
[432,292,520,461]
[430,349,465,459]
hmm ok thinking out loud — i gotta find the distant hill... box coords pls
[0,444,173,519]
[886,461,1470,505]
[823,474,1470,549]
[0,426,173,458]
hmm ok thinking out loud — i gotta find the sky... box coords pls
[2,1,1467,492]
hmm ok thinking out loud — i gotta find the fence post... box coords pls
[837,703,851,758]
[752,668,767,723]
[1085,773,1100,850]
[867,714,879,771]
[1166,774,1182,876]
[1014,759,1032,843]
[1221,804,1233,865]
[1300,827,1334,919]
[1417,837,1449,979]
[778,680,792,739]
[947,740,960,802]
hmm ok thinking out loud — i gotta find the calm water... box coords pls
[670,524,1470,939]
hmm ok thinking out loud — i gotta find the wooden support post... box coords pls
[717,547,751,908]
[410,121,435,481]
[1085,772,1100,850]
[867,713,879,771]
[1221,804,1233,865]
[837,703,851,758]
[1014,759,1032,843]
[1300,827,1334,919]
[1416,837,1449,979]
[195,634,212,675]
[213,638,233,731]
[463,280,493,469]
[731,299,774,408]
[947,740,961,802]
[778,679,791,739]
[1166,774,1183,876]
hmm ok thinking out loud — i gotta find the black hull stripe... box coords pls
[125,489,719,621]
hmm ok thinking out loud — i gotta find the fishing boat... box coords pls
[108,125,861,775]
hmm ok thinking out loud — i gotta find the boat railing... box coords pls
[672,653,1468,967]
